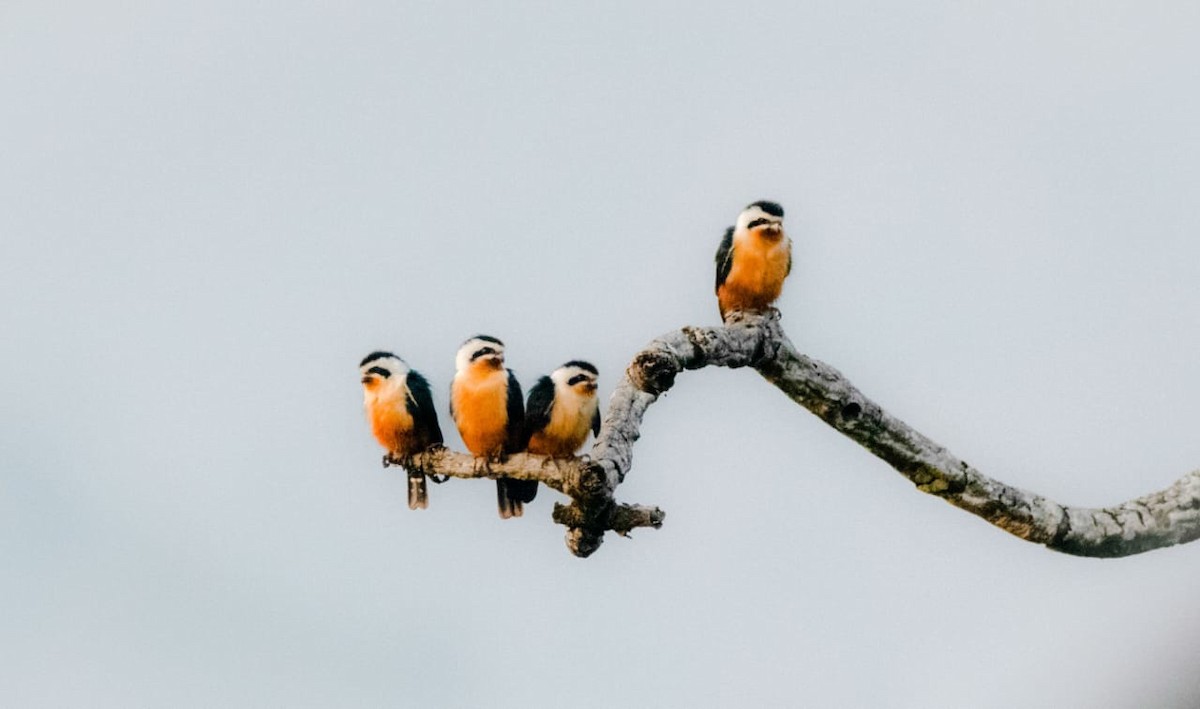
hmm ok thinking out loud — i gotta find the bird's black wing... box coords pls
[591,404,601,437]
[714,226,735,293]
[503,369,526,454]
[405,370,443,449]
[524,376,555,440]
[503,369,537,506]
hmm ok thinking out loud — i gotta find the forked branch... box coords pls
[404,310,1200,558]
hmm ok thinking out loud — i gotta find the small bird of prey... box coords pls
[714,200,792,320]
[449,335,531,519]
[359,351,444,509]
[524,361,601,460]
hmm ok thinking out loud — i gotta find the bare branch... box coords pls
[754,323,1200,557]
[398,449,583,496]
[401,309,1200,558]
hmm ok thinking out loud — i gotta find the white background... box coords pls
[4,2,1200,707]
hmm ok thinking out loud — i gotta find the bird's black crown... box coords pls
[360,351,397,367]
[466,334,504,347]
[747,200,784,218]
[562,360,598,374]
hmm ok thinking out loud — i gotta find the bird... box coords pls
[525,361,601,461]
[714,200,792,320]
[359,351,444,510]
[449,335,531,519]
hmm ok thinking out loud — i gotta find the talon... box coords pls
[382,454,393,468]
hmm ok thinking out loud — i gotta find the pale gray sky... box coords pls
[4,2,1200,707]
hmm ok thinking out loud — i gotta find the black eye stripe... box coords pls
[567,375,593,386]
[747,218,772,229]
[367,366,391,378]
[471,347,498,360]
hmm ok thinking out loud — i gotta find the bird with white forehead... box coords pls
[524,361,601,463]
[714,200,792,320]
[449,335,531,519]
[359,351,444,510]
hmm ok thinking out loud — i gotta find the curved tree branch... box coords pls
[403,309,1200,558]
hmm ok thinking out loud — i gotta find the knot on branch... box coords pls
[564,526,605,558]
[552,502,589,527]
[629,349,680,395]
[573,460,612,501]
[908,463,965,496]
[553,501,611,558]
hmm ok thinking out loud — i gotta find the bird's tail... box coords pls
[496,479,523,519]
[508,479,538,506]
[408,472,428,510]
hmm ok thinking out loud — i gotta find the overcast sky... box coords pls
[4,2,1200,707]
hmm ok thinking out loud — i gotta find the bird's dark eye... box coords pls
[747,218,771,229]
[367,366,391,378]
[568,375,589,386]
[471,347,497,361]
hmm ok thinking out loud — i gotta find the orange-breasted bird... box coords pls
[714,200,791,320]
[450,335,531,519]
[525,361,601,460]
[360,351,444,509]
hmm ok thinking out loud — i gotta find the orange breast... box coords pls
[368,398,415,455]
[718,233,791,316]
[452,369,509,457]
[527,396,595,457]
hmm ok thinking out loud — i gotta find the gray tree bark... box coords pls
[400,309,1200,558]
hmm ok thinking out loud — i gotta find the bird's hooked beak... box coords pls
[361,375,375,385]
